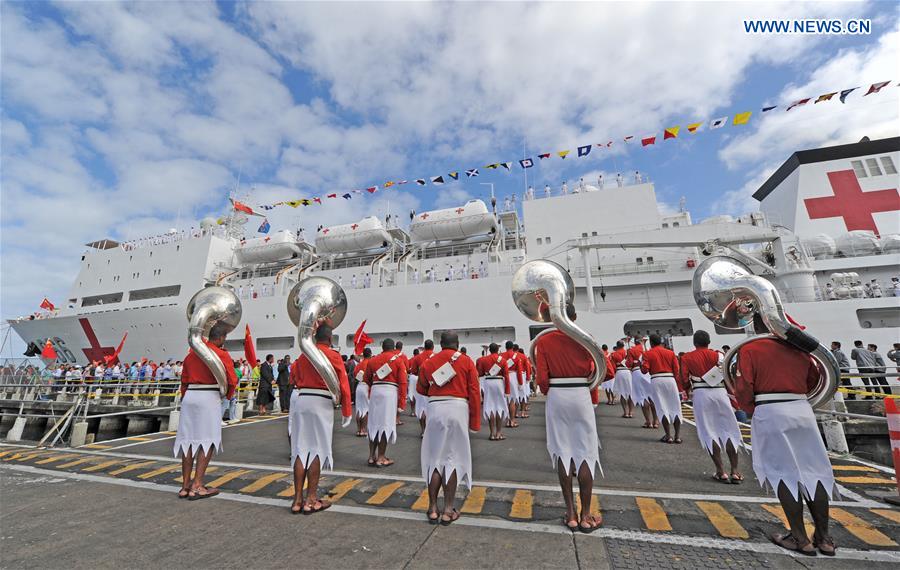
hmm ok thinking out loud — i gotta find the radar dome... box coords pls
[200,217,217,229]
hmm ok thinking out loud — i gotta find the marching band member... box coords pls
[678,330,744,483]
[354,348,372,437]
[476,343,510,441]
[641,334,682,443]
[735,315,838,556]
[501,341,523,426]
[364,338,408,467]
[516,346,531,417]
[396,341,410,425]
[288,324,352,515]
[535,304,602,533]
[409,340,436,436]
[627,335,658,428]
[417,332,481,525]
[599,344,616,405]
[174,323,237,500]
[611,341,633,417]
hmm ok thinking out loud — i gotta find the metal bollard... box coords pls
[70,421,89,447]
[167,409,180,433]
[152,390,161,407]
[7,417,28,442]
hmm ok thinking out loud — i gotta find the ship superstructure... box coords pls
[9,137,899,363]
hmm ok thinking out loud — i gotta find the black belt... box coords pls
[186,384,219,391]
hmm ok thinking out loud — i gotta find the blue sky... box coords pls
[1,1,898,338]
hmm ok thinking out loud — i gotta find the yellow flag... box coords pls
[557,150,570,159]
[286,200,303,208]
[216,217,226,225]
[733,111,752,126]
[686,122,702,133]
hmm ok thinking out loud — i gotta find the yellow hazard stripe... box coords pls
[239,472,286,493]
[461,486,487,514]
[56,457,94,469]
[411,488,429,511]
[696,501,748,539]
[636,497,672,531]
[830,508,897,546]
[835,475,895,485]
[509,489,533,519]
[326,478,362,503]
[366,481,406,505]
[82,460,122,473]
[206,469,252,488]
[137,464,181,480]
[871,509,900,524]
[35,454,77,465]
[761,504,815,537]
[109,460,157,476]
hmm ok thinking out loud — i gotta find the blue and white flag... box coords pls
[258,219,271,234]
[577,145,592,157]
[519,158,534,169]
[465,169,479,177]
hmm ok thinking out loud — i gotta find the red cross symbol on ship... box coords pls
[322,228,329,234]
[78,318,115,362]
[351,224,359,230]
[420,213,429,220]
[455,208,464,214]
[803,169,900,236]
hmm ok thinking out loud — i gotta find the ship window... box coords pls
[662,223,669,228]
[880,156,897,175]
[536,238,543,245]
[581,232,588,238]
[865,158,883,176]
[129,285,181,301]
[636,257,643,264]
[647,256,654,264]
[672,222,680,227]
[591,231,598,236]
[545,237,552,244]
[624,318,694,338]
[851,160,868,178]
[856,307,899,329]
[82,293,124,307]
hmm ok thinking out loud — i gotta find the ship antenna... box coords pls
[679,196,686,213]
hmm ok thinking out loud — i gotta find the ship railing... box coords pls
[572,261,670,278]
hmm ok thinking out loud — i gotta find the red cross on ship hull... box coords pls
[803,169,900,236]
[79,318,115,362]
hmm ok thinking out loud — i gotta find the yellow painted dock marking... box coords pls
[162,431,177,436]
[83,444,112,449]
[461,486,487,514]
[16,450,52,461]
[35,454,77,465]
[137,464,181,480]
[831,465,877,472]
[56,457,94,469]
[239,472,287,494]
[696,501,749,539]
[636,497,672,531]
[830,508,897,546]
[205,469,252,488]
[871,509,900,524]
[82,460,123,473]
[277,479,307,498]
[127,437,152,441]
[326,478,362,503]
[0,449,17,458]
[411,489,429,511]
[366,481,406,505]
[835,476,895,485]
[761,504,814,537]
[509,489,533,519]
[109,460,157,476]
[576,495,601,517]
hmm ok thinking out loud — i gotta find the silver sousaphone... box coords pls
[287,276,348,404]
[691,255,839,409]
[186,286,243,397]
[511,260,607,391]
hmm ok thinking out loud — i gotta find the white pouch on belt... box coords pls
[376,354,401,380]
[355,370,365,383]
[701,353,725,387]
[432,352,462,387]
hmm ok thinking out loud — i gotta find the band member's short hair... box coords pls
[648,334,662,347]
[382,338,396,351]
[440,331,459,350]
[693,330,711,347]
[209,323,230,340]
[424,339,435,350]
[615,341,624,349]
[505,340,514,350]
[489,343,499,354]
[363,347,372,358]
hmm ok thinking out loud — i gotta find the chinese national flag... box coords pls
[230,198,259,216]
[244,324,258,368]
[40,298,55,311]
[104,332,128,365]
[353,320,373,355]
[41,339,57,360]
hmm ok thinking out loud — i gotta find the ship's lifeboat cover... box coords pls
[801,234,837,259]
[315,216,392,254]
[409,199,498,243]
[880,233,900,254]
[235,230,304,264]
[835,230,881,257]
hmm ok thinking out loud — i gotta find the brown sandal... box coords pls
[770,533,816,556]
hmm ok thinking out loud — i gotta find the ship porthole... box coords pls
[417,304,422,310]
[434,302,440,309]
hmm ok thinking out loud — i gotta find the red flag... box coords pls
[40,298,55,311]
[230,198,260,216]
[41,339,57,360]
[641,135,656,147]
[244,324,258,368]
[313,197,322,204]
[327,193,337,198]
[353,320,373,355]
[104,332,128,365]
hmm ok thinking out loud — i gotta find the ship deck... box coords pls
[3,401,900,568]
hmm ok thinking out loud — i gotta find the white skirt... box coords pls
[613,369,632,400]
[355,382,369,419]
[600,378,615,392]
[506,373,521,403]
[290,391,335,470]
[545,385,602,478]
[630,369,651,405]
[368,383,398,444]
[751,400,839,501]
[522,378,532,401]
[482,377,509,420]
[414,390,429,419]
[692,387,745,455]
[174,389,223,458]
[421,399,473,489]
[407,375,418,402]
[651,376,682,423]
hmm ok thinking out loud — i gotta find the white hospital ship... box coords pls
[9,137,900,363]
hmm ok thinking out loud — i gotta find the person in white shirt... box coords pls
[351,274,358,289]
[635,170,643,183]
[479,261,487,279]
[824,282,836,300]
[890,277,900,297]
[112,364,122,379]
[616,173,624,187]
[363,273,372,289]
[871,279,883,298]
[597,174,604,189]
[561,181,569,195]
[447,265,454,282]
[544,184,551,197]
[504,196,512,211]
[413,269,419,284]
